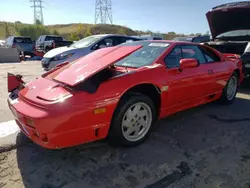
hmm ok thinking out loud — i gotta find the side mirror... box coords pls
[179,58,198,71]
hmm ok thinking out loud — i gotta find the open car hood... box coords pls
[45,45,142,86]
[206,3,250,39]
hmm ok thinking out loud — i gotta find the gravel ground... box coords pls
[0,62,250,188]
[0,61,44,122]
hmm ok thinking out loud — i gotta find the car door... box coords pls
[199,45,232,94]
[164,45,211,107]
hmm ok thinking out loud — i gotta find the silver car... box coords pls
[5,36,35,57]
[41,34,141,71]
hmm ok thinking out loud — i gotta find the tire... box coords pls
[108,92,157,146]
[219,72,239,105]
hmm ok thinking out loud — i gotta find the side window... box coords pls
[181,45,206,64]
[112,37,125,46]
[92,37,114,50]
[199,45,221,63]
[164,46,182,68]
[120,37,134,44]
[103,38,114,46]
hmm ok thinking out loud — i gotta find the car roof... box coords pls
[40,35,61,37]
[91,34,139,38]
[9,36,32,38]
[140,40,201,45]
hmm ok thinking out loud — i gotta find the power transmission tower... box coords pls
[30,0,44,24]
[95,0,113,24]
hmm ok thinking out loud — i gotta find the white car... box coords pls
[0,40,5,47]
[41,34,141,71]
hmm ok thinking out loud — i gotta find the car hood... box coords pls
[44,46,77,58]
[206,5,250,39]
[45,45,142,86]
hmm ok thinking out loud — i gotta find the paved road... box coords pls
[0,62,250,188]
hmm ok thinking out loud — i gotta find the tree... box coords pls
[17,24,51,40]
[35,19,42,25]
[195,33,202,36]
[52,29,60,35]
[69,32,80,41]
[168,31,176,35]
[4,22,10,38]
[85,26,92,37]
[145,30,153,35]
[15,21,22,24]
[118,27,127,35]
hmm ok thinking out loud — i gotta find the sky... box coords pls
[0,0,238,34]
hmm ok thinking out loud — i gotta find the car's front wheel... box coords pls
[109,93,156,146]
[219,72,239,105]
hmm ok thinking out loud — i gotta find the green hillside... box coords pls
[0,21,186,41]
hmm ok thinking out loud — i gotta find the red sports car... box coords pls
[8,41,243,149]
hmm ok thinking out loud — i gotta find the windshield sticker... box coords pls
[148,43,169,47]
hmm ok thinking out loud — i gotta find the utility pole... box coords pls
[95,0,113,24]
[30,0,44,24]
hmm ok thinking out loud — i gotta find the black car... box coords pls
[35,35,73,53]
[173,35,211,43]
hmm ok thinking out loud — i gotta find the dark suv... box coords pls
[173,35,211,43]
[5,36,35,57]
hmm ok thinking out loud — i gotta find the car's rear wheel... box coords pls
[109,92,156,146]
[219,72,239,105]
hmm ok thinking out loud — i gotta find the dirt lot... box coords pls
[0,62,250,188]
[0,61,44,122]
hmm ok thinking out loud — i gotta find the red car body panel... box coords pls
[49,45,142,86]
[7,41,244,149]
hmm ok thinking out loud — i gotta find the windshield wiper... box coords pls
[115,64,138,68]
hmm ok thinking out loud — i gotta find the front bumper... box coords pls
[7,97,111,149]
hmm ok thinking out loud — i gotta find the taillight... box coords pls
[52,42,55,48]
[33,44,36,51]
[12,43,16,48]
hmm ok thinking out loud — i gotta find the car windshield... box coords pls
[115,41,170,68]
[217,30,250,38]
[14,37,32,43]
[45,36,63,41]
[173,37,193,42]
[70,35,103,48]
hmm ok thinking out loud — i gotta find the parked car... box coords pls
[140,34,163,40]
[173,35,210,43]
[0,40,5,47]
[8,40,243,149]
[203,1,250,78]
[4,36,35,57]
[35,35,73,53]
[41,34,142,71]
